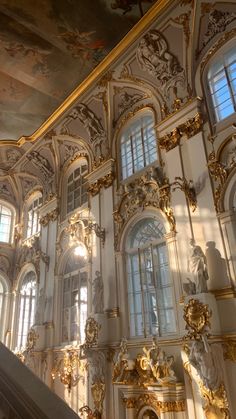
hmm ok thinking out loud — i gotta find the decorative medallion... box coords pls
[84,317,101,348]
[183,298,212,339]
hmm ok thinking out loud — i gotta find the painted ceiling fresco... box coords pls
[0,0,156,141]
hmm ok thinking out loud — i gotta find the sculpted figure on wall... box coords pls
[187,239,208,294]
[189,335,222,391]
[92,271,104,314]
[27,151,54,180]
[136,30,183,86]
[69,103,105,143]
[34,288,45,325]
[142,336,176,383]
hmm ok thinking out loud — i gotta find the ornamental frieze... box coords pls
[113,169,175,250]
[159,112,203,152]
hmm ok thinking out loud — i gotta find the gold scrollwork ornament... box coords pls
[183,298,212,338]
[84,317,101,347]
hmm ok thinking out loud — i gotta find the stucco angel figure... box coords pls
[143,336,176,382]
[113,338,135,382]
[187,239,208,294]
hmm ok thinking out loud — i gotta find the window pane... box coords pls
[127,218,176,338]
[0,205,12,243]
[120,114,158,180]
[67,165,88,213]
[208,49,236,122]
[62,268,88,343]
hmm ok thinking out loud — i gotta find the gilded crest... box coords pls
[84,317,101,347]
[183,298,212,338]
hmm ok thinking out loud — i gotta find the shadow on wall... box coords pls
[205,241,229,286]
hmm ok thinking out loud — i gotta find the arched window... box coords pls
[207,46,236,122]
[62,252,88,343]
[26,194,42,238]
[67,164,88,214]
[0,203,14,243]
[17,271,36,348]
[120,112,158,180]
[126,218,176,338]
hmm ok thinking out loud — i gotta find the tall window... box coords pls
[208,46,236,122]
[0,281,4,336]
[120,113,158,180]
[126,218,176,338]
[17,272,36,349]
[67,164,88,214]
[26,195,42,238]
[62,253,88,343]
[0,204,12,243]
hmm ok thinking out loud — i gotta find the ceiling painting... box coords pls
[0,0,156,141]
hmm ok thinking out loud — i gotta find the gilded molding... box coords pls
[88,172,114,197]
[201,28,236,73]
[51,347,84,393]
[91,379,105,414]
[97,70,115,88]
[115,103,156,135]
[207,136,236,213]
[123,397,136,408]
[2,0,172,146]
[40,208,59,226]
[223,340,236,362]
[212,287,236,300]
[159,112,203,152]
[136,395,186,413]
[200,382,230,419]
[106,307,120,319]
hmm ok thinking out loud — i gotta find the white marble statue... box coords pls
[92,271,104,314]
[187,239,209,293]
[34,288,45,325]
[189,335,222,391]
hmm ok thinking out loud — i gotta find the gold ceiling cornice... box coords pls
[0,0,172,147]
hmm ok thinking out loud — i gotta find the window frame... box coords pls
[118,110,158,183]
[62,158,89,219]
[24,192,42,240]
[61,258,88,345]
[0,201,15,245]
[16,271,37,349]
[0,274,10,342]
[204,39,236,131]
[125,217,176,339]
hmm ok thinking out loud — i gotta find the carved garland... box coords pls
[159,112,203,152]
[113,171,175,250]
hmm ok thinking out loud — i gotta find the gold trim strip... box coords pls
[0,0,172,146]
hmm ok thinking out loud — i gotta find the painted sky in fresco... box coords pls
[0,0,156,140]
